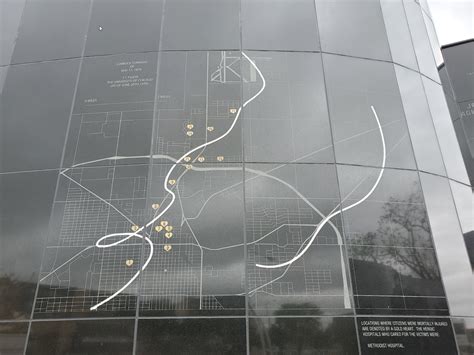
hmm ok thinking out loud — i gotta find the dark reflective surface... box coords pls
[453,318,474,355]
[140,163,245,316]
[153,51,243,164]
[242,0,320,51]
[161,0,240,50]
[357,317,458,354]
[419,173,473,318]
[0,322,28,355]
[34,165,150,318]
[243,52,334,163]
[85,0,163,56]
[423,12,443,67]
[449,181,474,269]
[245,163,351,316]
[452,118,474,186]
[442,41,474,103]
[0,0,26,66]
[63,52,157,168]
[0,60,80,173]
[316,0,391,61]
[249,316,358,354]
[403,0,440,82]
[26,319,134,354]
[0,0,471,353]
[323,54,416,169]
[338,165,447,315]
[0,171,57,320]
[136,318,246,354]
[5,0,90,65]
[380,0,418,71]
[395,65,446,176]
[422,77,470,184]
[457,101,474,159]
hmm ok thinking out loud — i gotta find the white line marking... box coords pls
[256,105,386,269]
[60,171,134,224]
[90,232,154,310]
[39,246,94,282]
[88,52,266,310]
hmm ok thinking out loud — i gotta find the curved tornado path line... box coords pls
[89,52,266,310]
[256,105,386,269]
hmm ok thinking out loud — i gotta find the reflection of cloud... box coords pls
[464,318,474,329]
[202,259,245,294]
[140,256,245,297]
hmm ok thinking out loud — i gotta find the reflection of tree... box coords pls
[269,303,324,354]
[137,318,245,354]
[0,274,35,319]
[251,303,358,354]
[325,317,359,354]
[352,187,440,280]
[27,320,134,354]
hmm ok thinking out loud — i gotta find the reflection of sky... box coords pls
[428,0,474,45]
[465,318,474,330]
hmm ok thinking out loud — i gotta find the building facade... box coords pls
[440,40,474,186]
[0,0,472,354]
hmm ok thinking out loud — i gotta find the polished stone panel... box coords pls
[152,51,243,164]
[243,52,334,163]
[0,322,28,354]
[357,317,457,354]
[139,163,246,316]
[338,165,447,316]
[85,0,163,56]
[161,0,240,50]
[0,60,80,173]
[0,1,471,353]
[245,163,351,316]
[0,171,57,320]
[242,0,320,51]
[249,316,358,354]
[324,54,416,169]
[420,173,473,317]
[26,319,134,354]
[6,0,90,65]
[33,165,149,318]
[316,0,391,61]
[136,318,246,354]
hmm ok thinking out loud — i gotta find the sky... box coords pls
[428,0,474,45]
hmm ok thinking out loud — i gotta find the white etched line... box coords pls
[90,232,154,310]
[39,246,94,282]
[89,52,266,310]
[60,171,135,225]
[256,105,386,269]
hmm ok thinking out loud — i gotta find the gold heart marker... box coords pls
[152,203,160,210]
[230,108,237,114]
[131,225,139,232]
[186,123,194,130]
[207,126,214,132]
[186,131,193,136]
[165,225,173,232]
[155,225,163,232]
[168,179,176,185]
[125,259,134,267]
[160,221,169,227]
[164,245,172,252]
[217,156,224,161]
[165,232,173,239]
